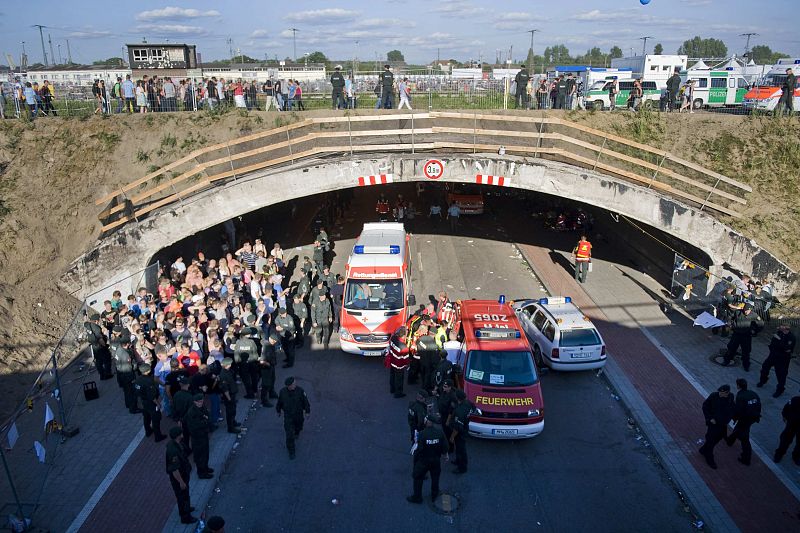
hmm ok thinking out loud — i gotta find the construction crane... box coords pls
[32,24,49,66]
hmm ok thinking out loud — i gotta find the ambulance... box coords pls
[742,58,800,112]
[339,223,414,356]
[452,298,545,439]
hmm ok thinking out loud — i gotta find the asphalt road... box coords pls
[199,185,693,532]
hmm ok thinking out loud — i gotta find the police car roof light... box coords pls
[354,245,364,254]
[498,295,506,304]
[538,296,571,305]
[353,245,400,255]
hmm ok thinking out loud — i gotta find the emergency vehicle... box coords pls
[742,58,800,112]
[339,223,413,356]
[446,184,484,215]
[681,69,749,109]
[513,297,607,371]
[453,298,544,439]
[586,79,660,110]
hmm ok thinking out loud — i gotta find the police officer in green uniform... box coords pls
[166,426,198,524]
[319,265,336,290]
[309,278,327,310]
[276,377,311,460]
[437,379,457,452]
[274,307,297,366]
[260,333,282,406]
[172,377,193,454]
[135,363,166,441]
[449,389,473,474]
[312,241,325,276]
[234,329,259,398]
[296,274,312,302]
[408,390,428,443]
[218,358,241,434]
[185,393,214,478]
[312,293,333,350]
[290,294,308,347]
[407,413,448,504]
[112,336,139,413]
[330,65,345,109]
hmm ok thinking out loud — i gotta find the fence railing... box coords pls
[94,111,751,233]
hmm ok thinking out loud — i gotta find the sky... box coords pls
[0,0,797,67]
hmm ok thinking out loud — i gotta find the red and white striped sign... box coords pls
[357,174,393,186]
[476,174,509,186]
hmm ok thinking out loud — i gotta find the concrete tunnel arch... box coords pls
[61,153,797,299]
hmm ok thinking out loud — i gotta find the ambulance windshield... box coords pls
[465,350,538,386]
[344,279,404,311]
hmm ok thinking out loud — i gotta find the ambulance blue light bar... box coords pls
[539,297,571,305]
[475,328,521,339]
[353,245,401,254]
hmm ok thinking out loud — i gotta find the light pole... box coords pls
[639,36,653,57]
[289,28,299,61]
[57,43,62,64]
[740,32,758,60]
[33,24,48,66]
[527,29,539,74]
[304,52,309,67]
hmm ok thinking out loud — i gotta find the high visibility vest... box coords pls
[576,241,591,261]
[435,326,447,349]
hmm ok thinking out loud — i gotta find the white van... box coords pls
[586,79,660,110]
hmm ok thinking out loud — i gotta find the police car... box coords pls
[513,297,606,371]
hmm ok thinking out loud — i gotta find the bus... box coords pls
[682,69,750,109]
[743,58,800,112]
[338,223,414,356]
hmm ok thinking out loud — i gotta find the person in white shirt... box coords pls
[171,256,187,275]
[443,330,461,365]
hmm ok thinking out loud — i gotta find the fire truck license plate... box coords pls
[363,351,383,356]
[492,428,518,436]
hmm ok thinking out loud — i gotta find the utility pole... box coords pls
[290,28,299,61]
[740,32,758,59]
[48,34,55,67]
[639,36,653,57]
[226,37,233,59]
[527,29,539,73]
[66,39,72,64]
[354,40,359,74]
[20,41,27,70]
[33,24,49,66]
[57,43,62,64]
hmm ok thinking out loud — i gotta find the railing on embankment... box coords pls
[95,111,751,232]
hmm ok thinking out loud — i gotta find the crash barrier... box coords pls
[0,263,158,530]
[94,111,751,232]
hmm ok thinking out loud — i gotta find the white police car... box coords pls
[512,297,607,371]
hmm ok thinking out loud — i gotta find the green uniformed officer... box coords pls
[300,256,314,279]
[311,293,333,350]
[112,337,139,413]
[437,379,457,452]
[274,307,297,366]
[290,294,309,347]
[296,274,312,300]
[415,325,439,393]
[408,390,428,443]
[234,329,259,398]
[276,377,311,459]
[309,278,327,310]
[218,358,240,434]
[172,377,194,454]
[407,413,448,504]
[312,241,325,276]
[319,265,336,290]
[185,393,213,478]
[166,426,198,524]
[449,389,474,474]
[134,363,166,441]
[260,333,282,406]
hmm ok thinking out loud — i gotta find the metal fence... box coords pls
[0,262,159,531]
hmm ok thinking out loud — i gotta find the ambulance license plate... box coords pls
[492,428,518,436]
[363,351,383,356]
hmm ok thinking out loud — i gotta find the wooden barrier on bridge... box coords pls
[95,112,752,232]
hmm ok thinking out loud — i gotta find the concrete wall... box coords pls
[61,154,798,299]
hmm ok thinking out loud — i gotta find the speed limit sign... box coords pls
[423,159,444,180]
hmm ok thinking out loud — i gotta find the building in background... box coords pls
[611,54,688,87]
[126,42,198,80]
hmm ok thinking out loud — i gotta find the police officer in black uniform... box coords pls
[84,313,113,379]
[774,395,800,464]
[408,390,428,443]
[699,384,735,469]
[449,389,473,474]
[722,305,763,370]
[234,329,259,399]
[135,363,166,441]
[218,358,241,434]
[276,377,311,460]
[379,64,394,109]
[407,413,448,504]
[165,426,198,524]
[112,335,139,413]
[274,307,296,367]
[437,379,457,453]
[434,351,454,395]
[758,324,796,398]
[514,65,530,109]
[330,65,345,109]
[260,333,282,406]
[185,394,214,478]
[725,378,761,465]
[172,377,193,454]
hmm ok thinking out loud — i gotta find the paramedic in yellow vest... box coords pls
[573,235,592,283]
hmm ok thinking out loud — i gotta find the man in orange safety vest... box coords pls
[573,235,592,283]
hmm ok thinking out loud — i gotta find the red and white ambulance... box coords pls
[339,223,413,356]
[453,299,545,439]
[743,58,800,112]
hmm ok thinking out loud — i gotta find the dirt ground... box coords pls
[0,108,796,420]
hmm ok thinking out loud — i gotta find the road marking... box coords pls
[417,252,423,273]
[65,428,145,533]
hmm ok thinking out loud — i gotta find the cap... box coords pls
[416,390,429,399]
[717,384,731,393]
[206,516,226,530]
[89,313,100,320]
[221,357,233,366]
[285,376,295,386]
[113,325,124,334]
[455,390,467,401]
[278,307,287,314]
[138,363,152,374]
[193,393,204,401]
[169,426,183,439]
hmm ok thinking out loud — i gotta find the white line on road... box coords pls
[417,252,423,273]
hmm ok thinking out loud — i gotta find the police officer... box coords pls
[725,378,761,465]
[274,307,296,366]
[698,384,735,469]
[172,377,193,454]
[774,395,800,464]
[330,65,345,110]
[388,327,411,398]
[112,335,139,414]
[312,241,325,276]
[290,294,308,347]
[379,64,395,109]
[218,358,241,433]
[408,390,428,443]
[449,389,473,474]
[165,426,198,524]
[407,413,448,504]
[135,363,166,441]
[758,324,796,398]
[296,269,312,301]
[309,278,327,311]
[185,394,214,478]
[84,313,113,379]
[260,333,282,405]
[437,379,457,453]
[276,377,311,460]
[514,65,530,109]
[329,275,345,331]
[234,329,259,398]
[319,265,336,290]
[722,305,764,370]
[312,293,333,351]
[556,75,568,109]
[415,325,438,394]
[434,350,454,394]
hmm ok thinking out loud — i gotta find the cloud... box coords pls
[354,18,416,29]
[250,29,269,38]
[136,7,220,21]
[492,12,547,31]
[136,23,211,37]
[681,0,712,5]
[432,0,488,18]
[569,9,690,27]
[65,29,113,39]
[284,8,360,24]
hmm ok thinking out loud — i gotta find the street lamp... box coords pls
[304,52,309,67]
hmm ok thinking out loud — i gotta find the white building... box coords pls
[611,54,688,87]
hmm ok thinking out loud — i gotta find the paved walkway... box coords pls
[517,241,800,532]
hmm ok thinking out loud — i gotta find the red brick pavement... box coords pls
[518,243,800,532]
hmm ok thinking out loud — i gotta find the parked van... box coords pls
[682,70,750,109]
[586,79,660,110]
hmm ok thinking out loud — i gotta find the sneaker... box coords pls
[406,495,423,504]
[773,389,785,398]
